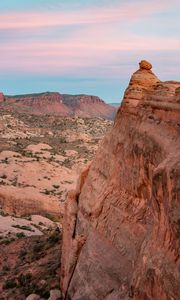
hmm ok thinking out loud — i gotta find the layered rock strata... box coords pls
[2,93,116,120]
[61,61,180,300]
[5,92,71,116]
[62,94,116,119]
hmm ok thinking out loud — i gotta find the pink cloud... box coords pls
[0,0,179,80]
[0,0,178,29]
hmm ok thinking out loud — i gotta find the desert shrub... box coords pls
[2,264,10,272]
[0,239,11,245]
[33,242,44,253]
[0,210,8,217]
[47,230,60,245]
[1,174,7,179]
[3,279,17,289]
[12,224,34,232]
[18,273,32,286]
[44,213,58,222]
[19,249,27,259]
[16,232,25,238]
[53,184,60,189]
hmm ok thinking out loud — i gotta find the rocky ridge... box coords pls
[1,92,116,120]
[62,94,115,119]
[61,61,180,299]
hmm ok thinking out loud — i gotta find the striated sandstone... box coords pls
[5,92,71,116]
[62,94,116,120]
[61,62,180,299]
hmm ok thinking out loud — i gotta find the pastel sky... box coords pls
[0,0,180,103]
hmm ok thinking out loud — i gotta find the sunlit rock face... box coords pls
[61,61,180,300]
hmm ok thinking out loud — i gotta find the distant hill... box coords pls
[109,102,120,107]
[1,92,117,120]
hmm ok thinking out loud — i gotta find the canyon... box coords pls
[1,92,116,120]
[61,61,180,300]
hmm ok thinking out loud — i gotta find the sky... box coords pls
[0,0,180,103]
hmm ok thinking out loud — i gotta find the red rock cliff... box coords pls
[5,92,71,116]
[61,61,180,300]
[3,92,116,119]
[62,94,116,120]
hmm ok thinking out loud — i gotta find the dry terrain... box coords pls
[0,108,113,299]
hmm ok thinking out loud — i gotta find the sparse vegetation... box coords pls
[12,224,35,232]
[53,184,60,189]
[3,279,17,289]
[16,232,25,238]
[0,110,112,299]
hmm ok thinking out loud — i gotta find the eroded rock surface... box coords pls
[61,62,180,299]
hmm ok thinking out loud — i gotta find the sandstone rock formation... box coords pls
[61,61,180,299]
[62,94,116,119]
[139,59,152,70]
[1,92,116,120]
[5,92,71,116]
[0,185,62,218]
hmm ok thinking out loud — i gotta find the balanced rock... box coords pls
[139,59,152,70]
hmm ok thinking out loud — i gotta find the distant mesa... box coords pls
[0,92,117,120]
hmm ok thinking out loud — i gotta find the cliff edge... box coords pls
[60,61,180,300]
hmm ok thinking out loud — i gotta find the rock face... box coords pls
[2,92,116,120]
[62,94,116,119]
[5,92,71,116]
[61,61,180,299]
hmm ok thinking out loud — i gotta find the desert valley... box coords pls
[0,1,180,299]
[0,60,179,300]
[0,93,114,299]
